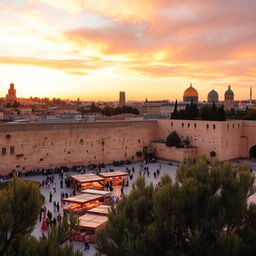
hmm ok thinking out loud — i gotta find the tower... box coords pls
[119,91,126,107]
[250,87,252,107]
[224,85,234,110]
[6,83,17,102]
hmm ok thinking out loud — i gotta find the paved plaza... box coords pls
[20,160,256,256]
[22,162,177,256]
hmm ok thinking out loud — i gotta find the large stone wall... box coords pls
[1,119,256,174]
[156,119,243,161]
[0,121,157,174]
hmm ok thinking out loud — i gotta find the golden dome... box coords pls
[183,83,198,98]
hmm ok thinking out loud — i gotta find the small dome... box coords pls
[225,85,234,96]
[208,89,218,102]
[183,83,198,98]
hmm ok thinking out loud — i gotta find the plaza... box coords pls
[18,159,256,256]
[22,161,177,256]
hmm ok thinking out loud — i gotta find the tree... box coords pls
[216,105,226,121]
[0,178,43,255]
[96,156,256,256]
[0,178,82,256]
[166,131,181,147]
[210,151,216,158]
[171,99,179,119]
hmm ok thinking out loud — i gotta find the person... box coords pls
[120,186,124,196]
[52,217,57,226]
[57,202,60,212]
[49,191,53,203]
[53,183,56,193]
[84,234,90,250]
[57,213,62,224]
[60,179,63,189]
[41,217,48,230]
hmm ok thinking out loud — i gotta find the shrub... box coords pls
[166,131,181,147]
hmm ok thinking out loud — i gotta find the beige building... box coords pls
[0,119,256,174]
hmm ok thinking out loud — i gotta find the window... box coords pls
[206,124,209,129]
[138,139,141,143]
[188,123,190,128]
[171,122,173,127]
[2,147,6,155]
[227,124,229,129]
[10,146,15,154]
[213,124,216,129]
[232,124,235,128]
[182,123,184,127]
[194,123,197,128]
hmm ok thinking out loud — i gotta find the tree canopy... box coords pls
[0,178,82,256]
[96,156,256,256]
[166,131,181,147]
[171,102,226,121]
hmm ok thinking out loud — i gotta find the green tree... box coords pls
[0,178,82,256]
[166,131,181,147]
[0,178,43,255]
[171,99,179,119]
[96,156,256,256]
[216,105,226,121]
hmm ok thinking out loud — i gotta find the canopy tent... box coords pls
[98,171,128,186]
[87,204,111,216]
[63,193,105,215]
[70,173,104,191]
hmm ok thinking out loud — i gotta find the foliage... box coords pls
[0,178,81,256]
[172,102,226,121]
[96,156,256,256]
[79,103,140,116]
[0,178,43,255]
[210,151,217,158]
[136,151,143,157]
[166,131,181,147]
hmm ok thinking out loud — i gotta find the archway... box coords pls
[249,145,256,160]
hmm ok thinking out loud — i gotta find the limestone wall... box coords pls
[157,120,243,161]
[150,141,197,162]
[0,121,157,174]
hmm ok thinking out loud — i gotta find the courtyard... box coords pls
[18,159,256,256]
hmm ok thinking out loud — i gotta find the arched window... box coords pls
[206,124,209,129]
[182,123,184,127]
[171,122,173,127]
[194,123,197,128]
[213,124,216,129]
[188,123,190,128]
[227,124,229,129]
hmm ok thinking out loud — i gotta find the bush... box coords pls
[136,151,143,157]
[166,131,181,147]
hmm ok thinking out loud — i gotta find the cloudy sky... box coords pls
[0,0,255,101]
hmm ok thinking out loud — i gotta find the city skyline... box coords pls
[1,0,256,100]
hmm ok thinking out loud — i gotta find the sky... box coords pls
[0,0,256,101]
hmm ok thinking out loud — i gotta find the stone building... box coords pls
[6,83,17,102]
[207,89,219,103]
[224,85,234,110]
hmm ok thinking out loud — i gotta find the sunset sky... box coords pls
[0,0,256,101]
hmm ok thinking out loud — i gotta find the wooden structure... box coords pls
[63,194,105,215]
[98,171,129,186]
[77,213,109,243]
[87,204,111,216]
[70,173,104,191]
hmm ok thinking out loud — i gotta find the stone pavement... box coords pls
[21,159,256,256]
[22,162,177,256]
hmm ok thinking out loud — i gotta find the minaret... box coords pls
[250,87,252,107]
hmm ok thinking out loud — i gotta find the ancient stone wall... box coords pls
[0,121,157,174]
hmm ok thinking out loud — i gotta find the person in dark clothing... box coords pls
[60,180,63,189]
[49,191,53,203]
[57,202,60,212]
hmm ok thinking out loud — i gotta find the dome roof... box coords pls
[208,89,218,100]
[225,85,234,96]
[183,83,198,98]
